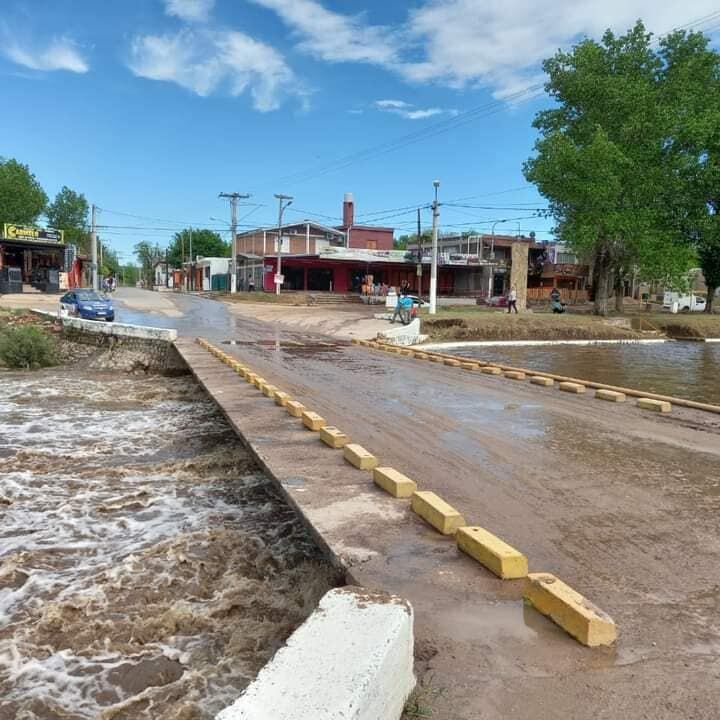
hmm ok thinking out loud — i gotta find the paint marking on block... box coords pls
[320,426,348,448]
[399,349,414,357]
[373,467,417,498]
[637,397,671,413]
[413,352,429,360]
[595,389,626,403]
[343,443,378,470]
[524,573,617,647]
[443,358,461,367]
[273,390,291,406]
[286,400,306,418]
[253,377,266,389]
[456,526,528,579]
[530,376,554,387]
[504,371,526,380]
[429,356,444,363]
[411,491,465,536]
[302,411,326,431]
[245,372,258,384]
[481,366,502,375]
[460,362,478,370]
[559,381,586,394]
[262,384,279,398]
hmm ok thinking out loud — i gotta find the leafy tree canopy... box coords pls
[167,228,228,267]
[46,186,89,250]
[0,158,47,227]
[524,22,709,314]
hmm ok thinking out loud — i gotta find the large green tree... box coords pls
[134,241,161,286]
[46,186,90,249]
[524,23,697,314]
[659,30,720,313]
[167,228,228,267]
[0,158,47,227]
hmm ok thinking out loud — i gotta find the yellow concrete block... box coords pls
[235,366,248,378]
[504,371,526,380]
[253,376,266,389]
[399,349,414,357]
[262,384,278,397]
[481,366,502,375]
[286,400,306,418]
[429,356,444,363]
[637,397,671,413]
[343,443,378,470]
[443,358,461,367]
[320,426,348,448]
[414,352,429,360]
[530,376,554,387]
[559,381,586,394]
[595,389,626,403]
[273,390,291,406]
[245,372,258,384]
[460,362,478,370]
[456,526,528,579]
[351,338,360,345]
[524,573,617,647]
[373,467,417,498]
[302,411,326,431]
[411,491,465,535]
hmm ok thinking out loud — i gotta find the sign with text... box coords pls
[274,273,284,285]
[3,224,64,243]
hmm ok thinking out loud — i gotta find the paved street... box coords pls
[27,288,720,718]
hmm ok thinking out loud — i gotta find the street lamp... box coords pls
[429,180,440,315]
[274,194,293,295]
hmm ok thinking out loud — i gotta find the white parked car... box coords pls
[662,291,706,313]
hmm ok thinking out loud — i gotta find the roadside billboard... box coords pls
[2,224,64,243]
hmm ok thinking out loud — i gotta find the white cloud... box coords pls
[250,0,720,99]
[2,36,88,73]
[374,99,456,120]
[128,28,301,111]
[403,0,720,96]
[164,0,215,23]
[249,0,399,65]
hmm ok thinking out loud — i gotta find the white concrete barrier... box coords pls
[377,319,428,346]
[34,309,178,342]
[216,586,415,720]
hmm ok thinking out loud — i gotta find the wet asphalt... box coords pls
[114,288,720,720]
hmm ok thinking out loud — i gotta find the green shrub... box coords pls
[0,325,58,369]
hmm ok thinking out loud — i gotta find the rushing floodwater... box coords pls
[445,341,720,404]
[0,370,335,720]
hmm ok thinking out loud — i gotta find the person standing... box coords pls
[507,284,518,314]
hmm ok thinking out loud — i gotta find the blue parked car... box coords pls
[59,289,115,322]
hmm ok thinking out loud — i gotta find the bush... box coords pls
[0,325,58,369]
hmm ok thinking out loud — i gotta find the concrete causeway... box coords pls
[176,332,720,720]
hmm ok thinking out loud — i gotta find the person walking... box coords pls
[507,284,518,314]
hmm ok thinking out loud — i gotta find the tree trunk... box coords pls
[706,285,716,313]
[614,271,625,314]
[592,251,611,316]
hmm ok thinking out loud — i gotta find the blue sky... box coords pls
[2,0,720,262]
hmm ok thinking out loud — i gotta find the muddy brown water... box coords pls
[445,341,720,404]
[0,370,336,720]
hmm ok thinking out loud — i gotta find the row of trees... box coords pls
[525,22,720,314]
[133,230,228,286]
[0,157,120,279]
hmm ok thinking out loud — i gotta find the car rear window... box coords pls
[75,291,104,301]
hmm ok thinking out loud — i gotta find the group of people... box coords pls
[102,276,116,293]
[505,285,566,313]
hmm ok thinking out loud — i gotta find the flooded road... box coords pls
[444,341,720,403]
[0,370,335,720]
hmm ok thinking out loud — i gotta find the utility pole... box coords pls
[417,207,423,301]
[274,194,293,295]
[219,191,250,293]
[429,180,440,315]
[99,236,103,277]
[90,204,98,291]
[188,226,193,291]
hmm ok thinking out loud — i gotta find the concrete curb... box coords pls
[32,309,177,342]
[215,587,416,720]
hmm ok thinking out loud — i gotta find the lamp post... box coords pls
[429,180,440,315]
[274,194,293,295]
